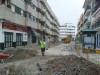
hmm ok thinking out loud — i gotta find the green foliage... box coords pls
[66,34,72,38]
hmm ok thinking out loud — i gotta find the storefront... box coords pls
[0,21,27,50]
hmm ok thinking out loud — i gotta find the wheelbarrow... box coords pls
[0,53,9,75]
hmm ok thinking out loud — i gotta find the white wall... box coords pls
[0,5,26,26]
[0,22,4,43]
[11,0,25,10]
[2,29,27,42]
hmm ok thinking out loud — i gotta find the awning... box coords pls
[32,31,36,37]
[27,27,40,37]
[34,31,40,37]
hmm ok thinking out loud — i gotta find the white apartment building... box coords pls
[59,23,76,40]
[0,0,60,50]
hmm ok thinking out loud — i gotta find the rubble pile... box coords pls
[4,46,39,62]
[44,55,100,75]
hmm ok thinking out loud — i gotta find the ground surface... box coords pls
[0,42,100,75]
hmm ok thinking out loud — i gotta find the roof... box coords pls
[81,29,97,33]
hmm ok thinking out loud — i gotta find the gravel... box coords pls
[42,55,100,75]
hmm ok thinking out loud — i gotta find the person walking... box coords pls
[40,39,46,56]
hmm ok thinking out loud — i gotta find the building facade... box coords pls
[78,0,100,49]
[77,14,84,43]
[0,0,60,50]
[59,23,76,40]
[77,14,84,35]
[91,0,100,48]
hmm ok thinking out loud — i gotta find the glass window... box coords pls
[33,16,36,22]
[16,33,23,46]
[4,32,13,48]
[15,5,21,15]
[21,10,24,16]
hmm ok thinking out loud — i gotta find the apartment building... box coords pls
[77,14,84,43]
[83,0,91,29]
[0,0,60,50]
[59,23,76,40]
[77,14,84,34]
[91,0,100,48]
[79,0,100,48]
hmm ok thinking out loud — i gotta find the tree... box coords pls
[67,34,72,38]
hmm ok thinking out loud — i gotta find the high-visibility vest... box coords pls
[40,41,46,48]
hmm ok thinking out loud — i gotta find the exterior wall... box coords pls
[0,21,27,50]
[0,0,60,49]
[60,24,76,40]
[0,21,3,43]
[11,0,25,10]
[0,5,26,26]
[91,0,100,48]
[81,0,100,49]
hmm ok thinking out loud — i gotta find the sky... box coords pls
[47,0,85,26]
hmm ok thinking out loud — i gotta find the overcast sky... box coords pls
[47,0,85,26]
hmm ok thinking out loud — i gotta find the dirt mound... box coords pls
[4,46,39,62]
[44,55,100,75]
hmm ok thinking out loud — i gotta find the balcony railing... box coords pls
[92,19,100,29]
[40,0,46,5]
[92,1,100,14]
[84,6,91,15]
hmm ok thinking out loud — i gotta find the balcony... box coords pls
[92,1,100,17]
[40,16,45,24]
[83,17,91,26]
[0,5,26,26]
[40,0,46,5]
[92,19,100,30]
[84,6,91,16]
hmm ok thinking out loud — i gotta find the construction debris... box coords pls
[3,46,39,62]
[43,55,100,75]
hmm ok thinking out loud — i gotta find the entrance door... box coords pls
[16,33,23,46]
[4,32,13,48]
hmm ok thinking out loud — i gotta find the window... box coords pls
[4,32,13,48]
[33,16,36,22]
[24,0,32,4]
[36,18,39,23]
[16,33,23,46]
[23,11,27,17]
[21,10,24,16]
[11,4,15,12]
[15,5,21,15]
[27,12,30,19]
[29,13,32,19]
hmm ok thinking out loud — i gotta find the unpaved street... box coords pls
[0,42,100,75]
[7,43,75,75]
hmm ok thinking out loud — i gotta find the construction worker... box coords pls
[40,39,46,56]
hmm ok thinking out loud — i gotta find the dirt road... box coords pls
[0,43,100,75]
